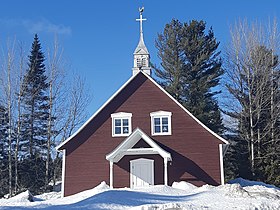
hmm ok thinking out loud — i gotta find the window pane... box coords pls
[123,126,129,134]
[115,119,121,126]
[115,127,121,134]
[155,125,161,133]
[122,119,129,126]
[162,125,168,132]
[162,117,168,125]
[154,118,160,125]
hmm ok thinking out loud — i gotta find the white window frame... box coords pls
[150,111,172,136]
[111,112,132,137]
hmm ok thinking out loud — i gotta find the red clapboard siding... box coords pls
[62,72,223,196]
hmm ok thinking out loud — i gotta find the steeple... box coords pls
[132,7,151,76]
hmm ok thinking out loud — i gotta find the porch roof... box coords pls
[106,128,172,163]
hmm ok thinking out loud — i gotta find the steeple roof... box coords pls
[134,33,149,54]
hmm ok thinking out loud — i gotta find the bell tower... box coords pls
[132,7,151,76]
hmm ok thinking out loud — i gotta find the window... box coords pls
[150,111,172,135]
[111,112,132,137]
[136,58,142,67]
[142,57,146,67]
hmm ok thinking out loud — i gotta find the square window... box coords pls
[150,111,172,136]
[111,112,132,137]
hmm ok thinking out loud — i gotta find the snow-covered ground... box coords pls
[0,179,279,210]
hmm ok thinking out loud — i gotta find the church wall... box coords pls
[62,73,222,196]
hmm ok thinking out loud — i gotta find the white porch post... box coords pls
[164,157,168,186]
[219,144,225,185]
[109,161,113,189]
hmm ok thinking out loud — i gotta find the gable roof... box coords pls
[56,71,228,151]
[106,128,171,162]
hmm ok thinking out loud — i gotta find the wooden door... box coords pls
[130,158,154,188]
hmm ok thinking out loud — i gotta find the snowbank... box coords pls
[2,190,34,204]
[172,181,197,192]
[0,180,279,210]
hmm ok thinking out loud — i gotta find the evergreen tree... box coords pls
[154,19,224,134]
[20,34,49,193]
[0,105,9,197]
[154,19,185,102]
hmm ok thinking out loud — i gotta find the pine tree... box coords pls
[154,19,185,102]
[154,19,224,134]
[0,105,9,197]
[20,34,49,193]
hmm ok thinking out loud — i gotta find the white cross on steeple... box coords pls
[132,7,151,76]
[136,7,146,35]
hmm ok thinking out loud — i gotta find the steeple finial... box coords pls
[136,7,146,36]
[132,7,151,76]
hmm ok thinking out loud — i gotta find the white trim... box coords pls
[61,149,66,197]
[219,144,225,185]
[106,127,171,163]
[150,111,172,117]
[130,158,154,188]
[164,157,168,186]
[109,161,113,189]
[111,112,132,118]
[111,112,132,137]
[150,111,172,136]
[56,71,229,150]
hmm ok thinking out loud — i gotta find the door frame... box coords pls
[130,158,154,188]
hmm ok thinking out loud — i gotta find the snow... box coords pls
[0,180,279,210]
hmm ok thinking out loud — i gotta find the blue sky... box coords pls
[0,0,279,115]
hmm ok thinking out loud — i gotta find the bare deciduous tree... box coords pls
[223,18,280,183]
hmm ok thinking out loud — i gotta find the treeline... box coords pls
[154,19,280,186]
[0,34,90,197]
[0,17,279,198]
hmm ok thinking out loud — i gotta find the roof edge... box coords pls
[142,71,229,145]
[106,127,171,162]
[56,71,142,151]
[56,70,229,151]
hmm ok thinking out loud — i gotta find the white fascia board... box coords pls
[142,72,229,145]
[140,129,171,160]
[150,111,172,117]
[56,73,140,151]
[111,112,132,118]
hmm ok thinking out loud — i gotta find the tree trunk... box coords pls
[46,73,53,188]
[7,51,13,197]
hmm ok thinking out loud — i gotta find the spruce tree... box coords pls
[154,19,185,102]
[154,19,224,134]
[20,34,49,193]
[0,105,9,197]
